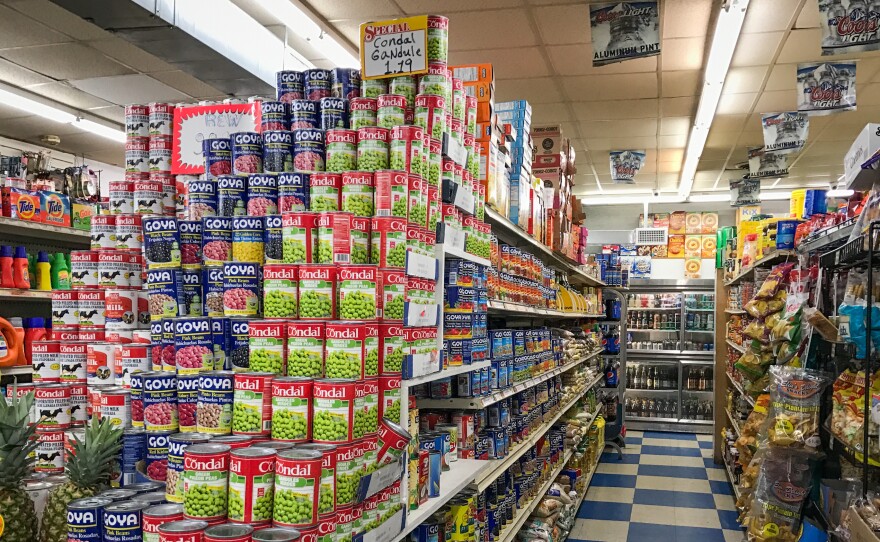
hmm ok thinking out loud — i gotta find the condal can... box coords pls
[227,447,277,524]
[67,497,113,542]
[115,213,143,251]
[273,449,322,528]
[182,443,232,522]
[370,217,406,269]
[31,340,61,382]
[297,443,337,517]
[378,374,401,423]
[338,265,378,321]
[102,501,148,542]
[262,264,298,319]
[51,290,79,328]
[205,523,255,542]
[350,97,377,130]
[87,343,116,385]
[248,320,286,374]
[91,214,117,251]
[197,371,235,435]
[311,379,357,444]
[376,418,411,466]
[334,507,354,542]
[309,172,341,212]
[105,289,137,329]
[324,322,367,380]
[98,251,130,289]
[281,212,318,264]
[253,528,302,542]
[285,321,325,378]
[297,265,336,320]
[36,430,65,473]
[158,519,209,542]
[232,372,274,436]
[99,388,131,429]
[167,433,214,503]
[34,383,72,430]
[78,289,106,327]
[109,180,135,214]
[325,129,356,173]
[115,344,150,387]
[340,171,374,217]
[143,503,185,542]
[142,371,178,432]
[71,250,99,290]
[334,441,360,508]
[134,180,165,215]
[315,212,352,265]
[271,377,313,442]
[60,342,88,383]
[359,379,380,439]
[177,375,199,432]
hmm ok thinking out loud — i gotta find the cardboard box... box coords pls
[463,81,493,103]
[684,235,702,258]
[452,63,494,84]
[651,244,667,258]
[685,212,702,234]
[685,258,702,279]
[701,235,717,259]
[476,102,492,122]
[570,196,585,224]
[844,123,880,189]
[653,213,669,229]
[667,235,685,258]
[669,211,686,234]
[701,212,719,234]
[532,124,564,158]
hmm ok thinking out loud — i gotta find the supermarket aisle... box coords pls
[569,431,741,542]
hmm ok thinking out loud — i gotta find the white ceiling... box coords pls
[0,0,876,195]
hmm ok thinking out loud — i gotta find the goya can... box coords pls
[203,138,232,180]
[67,497,113,542]
[292,128,325,172]
[177,375,199,432]
[261,100,290,132]
[197,370,235,435]
[246,173,279,216]
[262,131,293,174]
[340,171,374,217]
[281,212,318,264]
[202,265,225,317]
[278,172,310,212]
[121,427,147,486]
[143,216,181,268]
[309,173,341,212]
[143,371,178,432]
[248,320,286,374]
[145,431,172,483]
[271,377,313,442]
[325,129,357,173]
[227,447,277,524]
[147,268,184,321]
[298,265,336,320]
[311,379,357,444]
[231,132,263,175]
[273,449,322,528]
[232,372,274,436]
[304,69,332,101]
[216,176,247,218]
[182,443,231,521]
[286,321,325,378]
[187,179,218,220]
[168,433,215,504]
[290,99,318,130]
[158,520,209,542]
[173,316,214,374]
[320,97,348,131]
[222,262,260,317]
[331,68,360,100]
[356,127,389,172]
[143,503,184,542]
[277,70,304,103]
[102,501,148,542]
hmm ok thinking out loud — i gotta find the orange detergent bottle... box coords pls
[0,316,25,367]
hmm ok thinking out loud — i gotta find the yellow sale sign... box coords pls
[360,16,429,80]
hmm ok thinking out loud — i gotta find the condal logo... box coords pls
[36,388,68,399]
[300,267,330,280]
[276,461,316,477]
[327,130,356,145]
[134,181,161,192]
[378,95,405,108]
[249,323,283,337]
[351,99,376,111]
[358,128,388,142]
[232,132,261,146]
[273,383,309,397]
[184,454,227,471]
[327,327,359,339]
[362,380,379,394]
[311,174,340,187]
[230,457,274,473]
[287,323,322,338]
[340,267,375,281]
[264,266,296,280]
[314,385,349,399]
[235,377,267,392]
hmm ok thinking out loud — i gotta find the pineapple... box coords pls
[0,386,40,542]
[39,416,122,542]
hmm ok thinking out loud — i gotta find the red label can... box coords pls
[158,519,208,542]
[370,217,407,269]
[59,342,88,383]
[115,344,151,387]
[100,388,131,428]
[312,379,357,444]
[316,212,352,264]
[297,265,337,320]
[87,342,116,385]
[69,383,88,426]
[35,430,65,473]
[182,443,232,522]
[232,372,274,436]
[91,214,117,250]
[378,269,405,322]
[282,212,319,264]
[77,289,106,327]
[34,383,72,430]
[31,340,61,382]
[227,447,276,525]
[143,504,185,542]
[70,250,100,289]
[271,377,313,442]
[51,290,79,327]
[106,289,137,329]
[374,170,408,218]
[274,449,323,528]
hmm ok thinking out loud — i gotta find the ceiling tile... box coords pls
[308,0,401,21]
[150,70,225,100]
[765,63,796,92]
[754,90,797,115]
[742,0,802,33]
[452,47,550,79]
[25,82,114,110]
[580,119,659,139]
[69,75,189,105]
[658,134,687,148]
[661,38,705,71]
[0,58,54,88]
[494,77,564,104]
[776,28,823,64]
[0,5,72,48]
[661,96,697,117]
[448,9,535,50]
[658,148,684,162]
[659,161,683,173]
[586,135,658,152]
[87,105,125,124]
[546,44,657,76]
[395,0,523,12]
[724,66,769,94]
[732,32,785,67]
[323,20,362,45]
[662,70,700,97]
[706,131,740,147]
[533,3,590,45]
[0,43,134,80]
[531,102,571,124]
[662,0,712,38]
[562,73,658,101]
[716,92,757,115]
[794,1,820,29]
[571,99,659,121]
[660,117,691,135]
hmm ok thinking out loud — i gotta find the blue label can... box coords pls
[144,430,172,484]
[176,374,200,431]
[102,501,148,542]
[245,174,279,217]
[68,497,113,542]
[187,179,218,220]
[202,264,225,317]
[277,70,304,102]
[263,214,283,263]
[229,317,250,371]
[173,317,214,374]
[146,268,185,322]
[262,130,293,174]
[292,128,325,172]
[197,370,234,434]
[230,131,263,175]
[201,216,233,265]
[222,262,261,317]
[203,138,232,181]
[278,172,310,212]
[331,68,361,100]
[121,427,146,486]
[181,267,202,316]
[305,68,332,101]
[414,518,441,542]
[320,97,348,130]
[210,317,229,369]
[142,216,180,268]
[216,176,247,217]
[261,100,290,131]
[290,99,319,130]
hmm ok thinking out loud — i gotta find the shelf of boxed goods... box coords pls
[0,288,52,301]
[472,372,605,492]
[416,348,604,409]
[402,360,493,387]
[487,300,604,319]
[494,406,604,542]
[796,218,856,255]
[724,249,797,287]
[389,458,492,542]
[0,216,90,249]
[484,207,605,288]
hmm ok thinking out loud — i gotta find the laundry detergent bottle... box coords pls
[0,316,25,367]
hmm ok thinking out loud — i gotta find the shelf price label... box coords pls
[360,16,428,80]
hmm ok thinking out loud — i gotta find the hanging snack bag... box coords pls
[763,366,829,455]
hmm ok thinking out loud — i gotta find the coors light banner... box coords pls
[747,146,789,179]
[610,150,646,184]
[589,2,660,67]
[819,0,880,55]
[761,112,809,154]
[730,178,761,207]
[797,62,857,115]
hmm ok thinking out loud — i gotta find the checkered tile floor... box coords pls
[569,431,743,542]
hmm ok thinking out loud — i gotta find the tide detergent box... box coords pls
[8,188,43,222]
[41,191,71,227]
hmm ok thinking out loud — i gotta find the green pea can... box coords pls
[335,506,354,542]
[370,217,407,269]
[360,78,387,99]
[362,491,381,531]
[376,95,406,129]
[378,375,401,425]
[182,443,231,522]
[425,137,441,187]
[374,170,408,218]
[232,372,274,436]
[324,322,366,380]
[312,379,357,444]
[407,173,428,229]
[297,265,336,320]
[340,171,374,217]
[270,377,312,442]
[309,173,341,212]
[376,418,411,467]
[356,127,389,172]
[248,321,287,375]
[426,16,448,62]
[415,95,447,141]
[273,448,322,528]
[359,430,379,473]
[227,447,277,525]
[316,212,353,265]
[325,130,357,173]
[298,443,337,516]
[379,322,404,375]
[390,125,424,177]
[262,264,298,319]
[351,217,371,265]
[350,97,377,129]
[333,440,361,508]
[285,321,325,377]
[281,212,318,264]
[356,379,380,441]
[365,322,380,378]
[337,266,378,321]
[378,269,406,322]
[317,516,336,542]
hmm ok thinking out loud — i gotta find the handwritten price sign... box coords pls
[360,16,428,80]
[172,103,260,174]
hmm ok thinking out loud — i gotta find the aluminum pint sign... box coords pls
[589,2,660,66]
[609,150,646,184]
[797,62,857,115]
[819,0,880,55]
[761,112,809,154]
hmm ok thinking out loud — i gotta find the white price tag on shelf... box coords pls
[405,250,437,280]
[407,351,441,378]
[453,188,475,215]
[353,508,406,542]
[404,302,438,327]
[444,225,466,252]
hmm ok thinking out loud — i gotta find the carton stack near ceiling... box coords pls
[455,63,587,264]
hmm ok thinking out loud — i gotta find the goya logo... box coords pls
[232,132,260,146]
[778,379,821,400]
[206,139,230,152]
[291,100,317,113]
[217,176,244,190]
[279,71,304,84]
[143,217,176,232]
[771,481,808,503]
[263,131,292,144]
[294,129,323,143]
[279,172,309,186]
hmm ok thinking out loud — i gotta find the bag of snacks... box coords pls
[756,263,795,300]
[744,448,813,542]
[839,270,869,358]
[763,366,829,454]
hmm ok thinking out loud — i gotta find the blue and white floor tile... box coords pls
[569,431,743,542]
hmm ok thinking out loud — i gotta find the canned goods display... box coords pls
[273,448,322,527]
[231,132,263,175]
[341,171,374,217]
[292,128,325,172]
[232,372,273,436]
[168,433,214,503]
[350,97,377,129]
[356,127,389,172]
[277,70,304,103]
[227,447,276,524]
[271,377,312,442]
[309,173,341,212]
[278,172,310,213]
[182,443,231,521]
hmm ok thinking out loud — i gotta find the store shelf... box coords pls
[680,418,714,425]
[0,288,52,301]
[628,349,683,355]
[685,328,715,333]
[797,219,855,255]
[391,459,491,542]
[473,376,602,492]
[403,361,492,386]
[727,372,755,407]
[417,349,603,410]
[484,207,605,288]
[724,308,746,315]
[626,416,680,423]
[685,308,715,312]
[0,366,33,377]
[628,307,680,312]
[726,339,746,354]
[680,358,715,364]
[487,300,603,319]
[626,388,678,394]
[0,217,90,249]
[628,328,680,332]
[724,249,796,287]
[441,243,491,267]
[723,459,742,501]
[726,409,741,436]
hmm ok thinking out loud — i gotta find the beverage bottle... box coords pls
[13,247,29,289]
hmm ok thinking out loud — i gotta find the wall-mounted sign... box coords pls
[172,103,261,174]
[360,16,429,80]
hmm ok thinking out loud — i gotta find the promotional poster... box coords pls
[761,112,809,154]
[589,2,660,66]
[610,150,647,184]
[818,0,880,55]
[796,62,857,115]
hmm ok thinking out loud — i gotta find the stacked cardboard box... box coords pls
[496,100,532,229]
[532,124,580,257]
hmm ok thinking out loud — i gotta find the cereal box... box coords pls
[684,235,702,258]
[685,212,702,234]
[701,212,719,234]
[669,211,686,235]
[701,235,717,259]
[685,258,702,279]
[667,235,685,259]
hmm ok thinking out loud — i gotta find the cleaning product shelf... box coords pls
[0,217,90,249]
[0,288,52,301]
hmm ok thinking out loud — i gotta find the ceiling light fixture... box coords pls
[827,189,855,198]
[688,193,731,203]
[74,118,126,143]
[260,0,359,67]
[677,0,751,199]
[581,195,684,206]
[761,190,793,201]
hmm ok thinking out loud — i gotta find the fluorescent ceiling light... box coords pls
[761,191,792,201]
[678,0,750,198]
[74,118,126,143]
[260,0,359,67]
[581,195,684,206]
[827,189,854,197]
[689,193,731,203]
